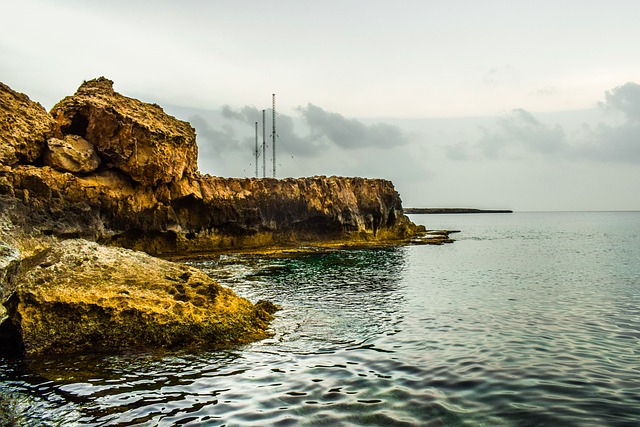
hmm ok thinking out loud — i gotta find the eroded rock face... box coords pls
[50,77,197,186]
[1,164,421,254]
[6,239,276,356]
[0,241,20,335]
[0,77,427,356]
[1,77,422,254]
[44,135,101,173]
[0,241,20,302]
[0,82,55,166]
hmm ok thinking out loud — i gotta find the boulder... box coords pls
[50,77,198,186]
[6,239,277,356]
[0,82,55,166]
[44,135,101,173]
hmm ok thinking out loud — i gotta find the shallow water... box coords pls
[2,212,640,426]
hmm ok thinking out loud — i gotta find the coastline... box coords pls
[405,207,513,214]
[0,77,433,357]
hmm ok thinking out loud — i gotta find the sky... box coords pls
[2,0,640,211]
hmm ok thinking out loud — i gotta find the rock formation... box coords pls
[0,197,278,357]
[1,77,423,255]
[0,82,55,166]
[4,239,277,356]
[3,165,420,254]
[44,135,101,173]
[0,77,426,356]
[50,77,197,187]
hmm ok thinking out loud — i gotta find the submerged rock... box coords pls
[6,239,276,356]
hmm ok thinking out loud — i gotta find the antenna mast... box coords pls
[262,109,266,178]
[254,121,259,178]
[272,93,276,178]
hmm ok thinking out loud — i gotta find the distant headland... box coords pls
[404,208,513,214]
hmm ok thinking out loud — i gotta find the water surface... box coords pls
[2,212,639,426]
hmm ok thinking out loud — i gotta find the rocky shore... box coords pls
[0,77,427,357]
[404,207,513,214]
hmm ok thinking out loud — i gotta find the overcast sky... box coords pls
[2,0,640,211]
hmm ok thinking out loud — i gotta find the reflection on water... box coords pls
[194,248,407,353]
[2,213,640,426]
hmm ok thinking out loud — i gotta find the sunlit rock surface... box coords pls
[0,82,55,166]
[1,78,423,255]
[5,239,276,356]
[50,77,197,186]
[44,135,101,173]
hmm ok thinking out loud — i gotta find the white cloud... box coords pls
[445,82,640,164]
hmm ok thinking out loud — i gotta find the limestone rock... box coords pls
[0,240,21,350]
[0,304,6,327]
[2,165,422,255]
[44,135,101,173]
[0,82,55,166]
[0,78,424,256]
[0,241,20,301]
[6,239,276,356]
[50,77,197,186]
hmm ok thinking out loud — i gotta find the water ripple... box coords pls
[2,213,640,426]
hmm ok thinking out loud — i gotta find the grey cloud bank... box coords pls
[298,104,410,150]
[450,82,640,166]
[202,103,412,161]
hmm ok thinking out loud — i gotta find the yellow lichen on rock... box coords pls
[8,239,276,356]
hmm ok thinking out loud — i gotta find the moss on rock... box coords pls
[7,239,276,356]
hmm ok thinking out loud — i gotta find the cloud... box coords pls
[298,104,411,150]
[576,82,640,163]
[599,82,640,123]
[576,122,640,163]
[483,65,521,86]
[447,82,640,164]
[474,108,566,158]
[443,141,472,161]
[221,105,263,124]
[189,115,243,155]
[536,86,558,96]
[218,103,411,157]
[219,104,326,158]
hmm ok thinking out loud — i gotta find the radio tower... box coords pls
[272,93,276,178]
[254,121,259,178]
[262,109,266,178]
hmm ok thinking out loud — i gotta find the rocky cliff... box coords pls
[1,77,423,255]
[0,77,424,356]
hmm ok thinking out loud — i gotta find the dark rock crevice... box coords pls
[61,112,89,138]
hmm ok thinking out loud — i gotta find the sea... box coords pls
[1,211,639,426]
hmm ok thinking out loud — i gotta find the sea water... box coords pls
[1,212,639,426]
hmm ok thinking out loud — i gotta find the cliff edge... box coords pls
[1,77,424,255]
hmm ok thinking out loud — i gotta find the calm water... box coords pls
[1,212,640,426]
